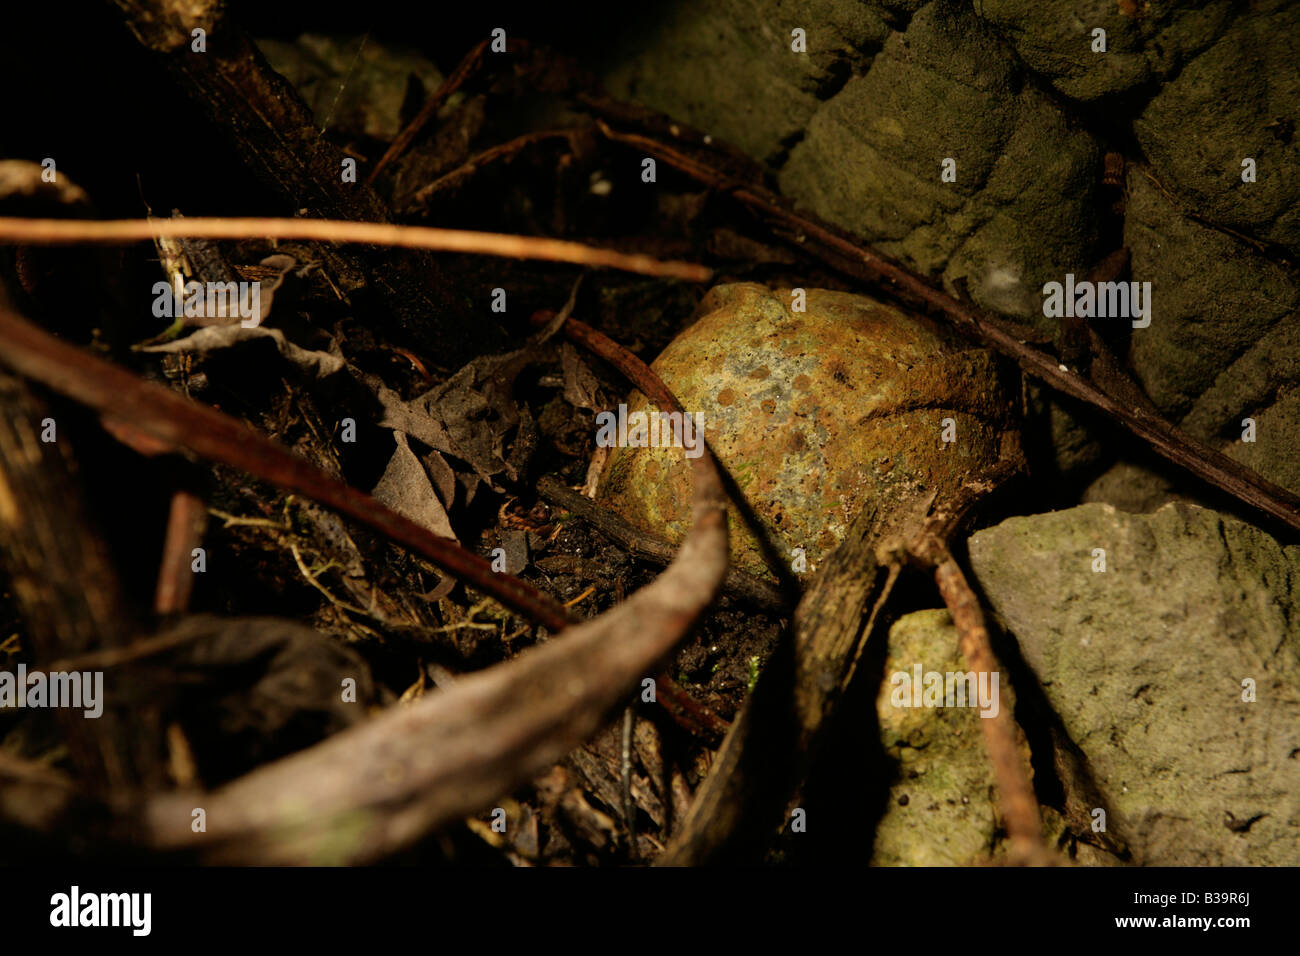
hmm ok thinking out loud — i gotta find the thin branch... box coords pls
[365,37,520,186]
[154,488,205,615]
[531,319,740,743]
[49,626,216,673]
[537,475,787,613]
[0,216,713,282]
[933,555,1043,857]
[410,130,581,210]
[905,470,1049,862]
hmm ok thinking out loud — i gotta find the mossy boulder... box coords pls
[598,283,1017,577]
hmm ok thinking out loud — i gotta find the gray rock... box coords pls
[598,0,893,166]
[779,0,1100,328]
[1081,459,1179,515]
[1084,171,1300,508]
[974,0,1234,102]
[1134,0,1300,255]
[1126,171,1299,420]
[968,502,1300,865]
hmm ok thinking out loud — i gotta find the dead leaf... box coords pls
[561,342,604,412]
[371,432,458,541]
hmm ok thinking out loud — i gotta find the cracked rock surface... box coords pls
[968,502,1300,865]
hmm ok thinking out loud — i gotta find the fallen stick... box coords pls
[537,475,788,613]
[907,469,1048,861]
[0,216,712,282]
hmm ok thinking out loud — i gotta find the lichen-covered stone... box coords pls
[967,502,1300,865]
[597,283,1016,577]
[871,608,1027,865]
